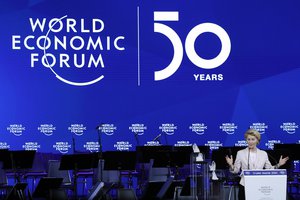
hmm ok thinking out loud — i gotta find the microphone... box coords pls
[227,148,232,157]
[96,124,104,130]
[134,132,140,146]
[266,151,279,167]
[152,134,162,142]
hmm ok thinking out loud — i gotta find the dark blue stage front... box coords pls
[0,0,300,199]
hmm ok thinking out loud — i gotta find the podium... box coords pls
[243,169,287,200]
[190,153,209,200]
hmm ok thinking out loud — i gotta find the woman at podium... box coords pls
[225,129,289,200]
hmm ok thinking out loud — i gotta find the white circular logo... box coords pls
[43,15,104,86]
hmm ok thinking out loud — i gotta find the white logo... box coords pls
[53,142,71,154]
[113,141,133,151]
[0,142,10,149]
[84,142,100,152]
[12,15,125,86]
[38,124,56,136]
[99,124,117,136]
[235,140,247,147]
[129,123,147,136]
[250,123,268,134]
[22,142,41,151]
[145,141,161,146]
[205,141,223,150]
[280,122,298,134]
[265,140,281,150]
[68,124,86,136]
[154,11,231,80]
[175,141,191,147]
[7,124,25,136]
[189,123,207,135]
[219,123,238,135]
[159,123,177,135]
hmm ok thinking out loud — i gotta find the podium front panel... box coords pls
[244,169,287,200]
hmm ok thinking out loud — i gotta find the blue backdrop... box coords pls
[0,0,299,153]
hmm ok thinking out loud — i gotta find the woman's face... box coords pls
[246,135,258,149]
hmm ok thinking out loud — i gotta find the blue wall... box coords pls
[0,0,299,153]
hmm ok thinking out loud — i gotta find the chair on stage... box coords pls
[94,159,120,185]
[138,146,174,200]
[148,159,169,182]
[210,147,244,200]
[0,161,11,199]
[273,144,299,194]
[5,182,28,200]
[0,150,37,200]
[33,177,67,200]
[23,152,48,193]
[59,153,99,198]
[91,158,120,200]
[97,151,137,199]
[137,146,172,183]
[117,188,138,200]
[47,160,72,196]
[142,158,186,200]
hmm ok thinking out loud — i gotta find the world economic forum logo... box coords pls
[7,124,25,136]
[12,15,125,86]
[280,122,298,134]
[99,124,117,136]
[153,11,231,81]
[189,123,207,135]
[159,123,177,135]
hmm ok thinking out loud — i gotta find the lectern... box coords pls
[243,169,287,200]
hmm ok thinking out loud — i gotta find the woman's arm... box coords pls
[226,151,242,174]
[264,152,289,169]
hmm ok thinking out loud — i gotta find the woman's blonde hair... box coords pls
[244,129,261,143]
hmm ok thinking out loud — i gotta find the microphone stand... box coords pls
[163,131,169,145]
[161,132,171,177]
[134,132,140,146]
[267,151,280,168]
[152,133,162,144]
[71,134,78,199]
[72,134,76,154]
[10,152,19,183]
[134,132,144,192]
[97,125,103,182]
[247,148,250,169]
